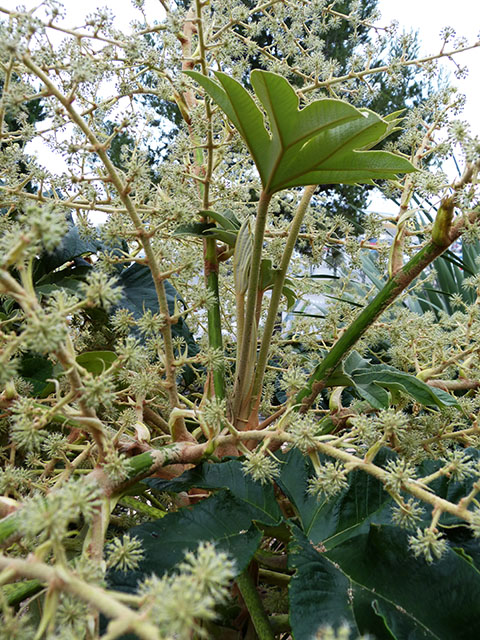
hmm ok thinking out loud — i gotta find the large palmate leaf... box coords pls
[185,70,415,195]
[116,263,198,357]
[277,449,393,549]
[145,458,282,527]
[19,355,54,396]
[108,490,266,593]
[289,525,480,640]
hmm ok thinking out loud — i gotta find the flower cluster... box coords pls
[19,478,102,547]
[106,534,145,572]
[408,528,448,563]
[138,542,235,638]
[308,461,349,500]
[242,451,281,485]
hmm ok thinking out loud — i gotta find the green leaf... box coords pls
[35,262,91,290]
[200,209,241,230]
[325,525,480,639]
[277,449,393,549]
[360,252,388,290]
[186,70,415,195]
[35,277,85,297]
[324,352,388,406]
[288,527,360,638]
[338,353,458,409]
[282,285,297,310]
[322,291,364,308]
[144,458,283,527]
[203,227,238,246]
[186,71,272,183]
[40,224,104,272]
[258,259,298,308]
[116,263,198,359]
[259,258,279,292]
[173,221,215,237]
[350,364,459,409]
[76,351,117,376]
[173,221,239,245]
[322,351,360,387]
[452,536,480,574]
[355,381,391,409]
[289,525,480,639]
[234,218,253,295]
[433,257,456,315]
[108,490,264,592]
[461,240,480,275]
[19,355,54,396]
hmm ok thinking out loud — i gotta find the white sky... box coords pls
[8,0,479,131]
[9,0,478,122]
[379,0,479,135]
[5,0,480,210]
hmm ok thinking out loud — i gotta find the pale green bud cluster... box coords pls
[242,451,281,485]
[138,541,235,638]
[408,528,448,563]
[106,534,145,572]
[19,478,102,546]
[81,271,123,311]
[308,461,349,500]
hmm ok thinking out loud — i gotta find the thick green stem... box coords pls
[251,185,316,412]
[119,496,166,519]
[106,443,207,496]
[296,236,454,412]
[0,513,19,546]
[205,237,225,399]
[236,568,275,640]
[258,568,291,587]
[296,164,477,413]
[233,190,272,422]
[189,1,225,399]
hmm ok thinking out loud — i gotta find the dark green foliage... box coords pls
[109,492,264,588]
[289,525,480,639]
[276,448,394,549]
[117,262,199,362]
[110,452,480,638]
[13,220,199,387]
[19,355,54,396]
[144,458,283,527]
[339,351,460,409]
